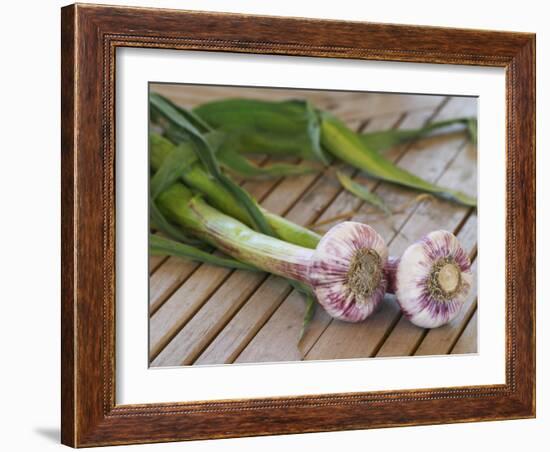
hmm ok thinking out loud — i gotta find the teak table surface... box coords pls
[148,84,478,368]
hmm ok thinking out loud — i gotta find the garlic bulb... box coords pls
[309,222,388,322]
[386,230,473,328]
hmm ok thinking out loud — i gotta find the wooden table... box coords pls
[148,85,478,367]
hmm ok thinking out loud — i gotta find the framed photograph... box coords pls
[61,3,535,447]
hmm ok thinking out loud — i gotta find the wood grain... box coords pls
[451,311,478,354]
[195,276,294,364]
[61,3,535,447]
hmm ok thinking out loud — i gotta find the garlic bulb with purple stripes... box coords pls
[386,230,473,328]
[309,222,389,322]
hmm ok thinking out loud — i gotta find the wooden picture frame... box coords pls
[61,3,535,447]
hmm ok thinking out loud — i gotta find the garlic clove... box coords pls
[309,222,388,322]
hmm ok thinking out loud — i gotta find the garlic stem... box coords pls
[157,183,389,322]
[157,183,313,281]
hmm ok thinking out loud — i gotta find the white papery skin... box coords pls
[395,230,473,328]
[309,222,388,322]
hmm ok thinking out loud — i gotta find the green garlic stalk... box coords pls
[320,114,477,207]
[192,97,477,207]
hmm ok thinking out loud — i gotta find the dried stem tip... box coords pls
[347,248,383,300]
[428,257,462,300]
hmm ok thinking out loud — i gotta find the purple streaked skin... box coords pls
[385,230,473,328]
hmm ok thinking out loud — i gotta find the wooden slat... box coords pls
[149,261,232,359]
[451,311,478,354]
[151,270,266,366]
[198,112,410,366]
[328,93,443,123]
[234,290,332,364]
[195,276,293,365]
[149,258,200,313]
[149,255,166,274]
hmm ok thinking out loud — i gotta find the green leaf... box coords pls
[151,92,213,133]
[336,171,391,215]
[150,131,322,247]
[321,114,477,207]
[218,148,319,178]
[150,144,197,199]
[193,98,332,163]
[191,96,476,206]
[298,291,317,342]
[304,100,332,165]
[150,94,221,178]
[150,93,207,140]
[360,129,424,152]
[466,118,478,145]
[203,130,227,151]
[150,93,275,235]
[359,117,477,152]
[150,234,258,271]
[220,172,276,234]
